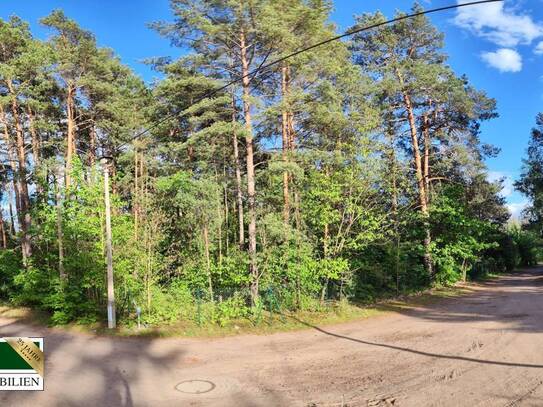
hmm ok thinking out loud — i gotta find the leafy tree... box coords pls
[515,113,543,236]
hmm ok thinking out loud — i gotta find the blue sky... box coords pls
[1,0,542,217]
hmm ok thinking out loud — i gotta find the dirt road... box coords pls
[2,269,543,406]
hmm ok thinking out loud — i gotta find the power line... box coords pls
[122,0,503,148]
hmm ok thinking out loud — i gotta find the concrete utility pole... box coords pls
[102,157,116,329]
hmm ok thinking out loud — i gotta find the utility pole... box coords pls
[102,157,116,329]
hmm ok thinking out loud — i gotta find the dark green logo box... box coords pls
[0,342,40,370]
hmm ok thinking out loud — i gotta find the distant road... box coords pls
[2,269,543,406]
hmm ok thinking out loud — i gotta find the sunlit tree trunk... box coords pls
[27,106,43,195]
[7,80,32,262]
[402,90,433,277]
[231,95,245,249]
[0,105,22,227]
[422,109,431,200]
[27,106,41,169]
[65,82,76,188]
[240,25,259,305]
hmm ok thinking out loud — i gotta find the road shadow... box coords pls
[0,317,290,406]
[0,318,184,406]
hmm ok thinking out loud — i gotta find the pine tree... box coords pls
[0,16,52,263]
[41,10,99,188]
[151,0,274,304]
[351,4,497,279]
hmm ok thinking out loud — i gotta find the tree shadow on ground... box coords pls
[287,314,543,369]
[0,317,289,406]
[0,318,183,406]
[284,268,543,370]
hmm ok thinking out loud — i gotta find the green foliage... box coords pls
[212,293,249,327]
[0,250,20,299]
[0,3,516,331]
[139,283,193,325]
[508,224,541,267]
[430,186,498,284]
[516,113,543,236]
[497,234,518,272]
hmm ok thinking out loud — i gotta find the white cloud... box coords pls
[481,48,522,72]
[487,172,528,220]
[488,171,514,197]
[506,200,528,220]
[535,41,543,55]
[455,1,543,47]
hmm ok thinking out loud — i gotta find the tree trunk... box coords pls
[240,26,259,305]
[8,187,16,236]
[285,67,301,233]
[134,150,139,241]
[402,89,433,277]
[0,105,22,230]
[27,107,41,169]
[65,83,76,188]
[215,171,223,265]
[27,107,43,195]
[7,80,32,263]
[110,161,118,196]
[281,63,290,227]
[320,222,329,303]
[231,94,245,249]
[387,123,401,295]
[293,188,301,233]
[89,121,96,168]
[223,167,229,256]
[0,214,6,249]
[103,159,116,329]
[203,223,214,300]
[55,169,66,281]
[395,69,433,278]
[423,111,430,199]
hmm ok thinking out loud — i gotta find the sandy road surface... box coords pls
[2,269,543,406]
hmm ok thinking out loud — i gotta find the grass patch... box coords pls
[472,272,501,282]
[82,301,385,338]
[0,302,51,326]
[0,275,495,339]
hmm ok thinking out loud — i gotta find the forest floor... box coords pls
[1,268,543,406]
